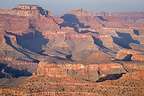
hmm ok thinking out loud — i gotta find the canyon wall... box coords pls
[0,4,48,17]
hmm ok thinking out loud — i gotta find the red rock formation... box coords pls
[116,49,144,61]
[34,62,126,82]
[0,4,48,17]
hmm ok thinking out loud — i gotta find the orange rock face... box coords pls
[34,62,127,81]
[0,4,144,96]
[116,49,144,61]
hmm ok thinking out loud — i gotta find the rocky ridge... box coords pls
[0,4,144,96]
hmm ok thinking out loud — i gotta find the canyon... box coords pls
[0,4,144,96]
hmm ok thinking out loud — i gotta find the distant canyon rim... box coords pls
[0,4,144,96]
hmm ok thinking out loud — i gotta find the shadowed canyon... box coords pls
[0,4,144,96]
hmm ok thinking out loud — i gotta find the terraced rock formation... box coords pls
[0,4,144,96]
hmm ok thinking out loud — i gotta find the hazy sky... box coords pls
[0,0,144,15]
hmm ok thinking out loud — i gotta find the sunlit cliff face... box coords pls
[0,3,144,96]
[0,4,48,17]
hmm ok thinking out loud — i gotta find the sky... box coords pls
[0,0,144,15]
